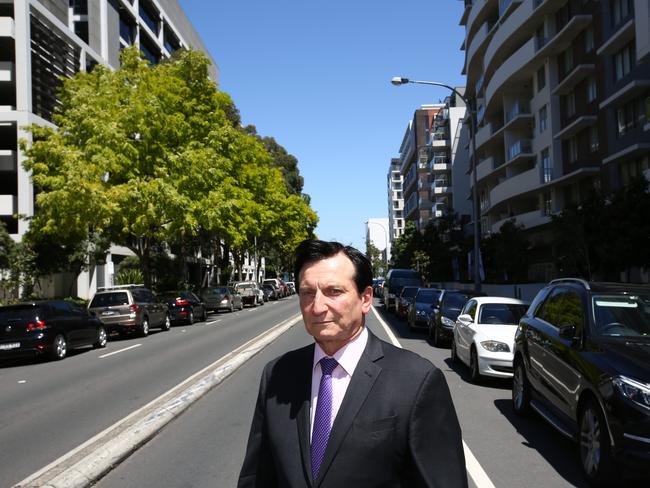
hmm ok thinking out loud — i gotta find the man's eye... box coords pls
[328,289,343,296]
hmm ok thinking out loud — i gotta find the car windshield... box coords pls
[393,277,421,288]
[478,303,528,325]
[203,288,226,297]
[90,292,129,307]
[592,294,650,337]
[401,287,419,298]
[0,305,41,323]
[237,284,254,290]
[417,290,441,304]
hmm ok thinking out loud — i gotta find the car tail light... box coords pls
[223,295,230,300]
[26,320,47,331]
[130,304,139,312]
[176,299,190,306]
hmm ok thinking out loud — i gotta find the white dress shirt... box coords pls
[310,326,369,441]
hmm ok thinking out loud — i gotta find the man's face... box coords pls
[298,252,372,355]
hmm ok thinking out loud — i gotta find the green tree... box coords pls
[481,219,529,283]
[365,240,384,278]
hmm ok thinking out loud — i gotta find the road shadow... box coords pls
[442,357,512,391]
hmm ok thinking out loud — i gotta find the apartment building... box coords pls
[398,104,443,231]
[0,0,217,296]
[387,157,404,245]
[460,0,649,282]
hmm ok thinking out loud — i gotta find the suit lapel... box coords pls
[296,344,315,486]
[314,331,384,486]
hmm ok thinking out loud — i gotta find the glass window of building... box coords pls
[543,191,553,216]
[611,0,632,27]
[541,148,552,182]
[566,92,576,118]
[537,66,546,91]
[568,137,578,162]
[584,27,594,52]
[586,78,597,103]
[614,43,633,81]
[589,126,599,152]
[539,105,548,132]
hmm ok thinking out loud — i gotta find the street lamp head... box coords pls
[391,77,409,86]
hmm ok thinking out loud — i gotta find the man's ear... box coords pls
[361,286,373,313]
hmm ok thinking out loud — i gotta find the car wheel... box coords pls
[161,315,171,331]
[188,311,194,325]
[512,358,531,416]
[139,318,150,337]
[94,326,108,348]
[450,337,458,363]
[229,302,234,313]
[579,400,615,486]
[470,347,481,383]
[202,308,208,321]
[50,334,67,360]
[239,302,244,311]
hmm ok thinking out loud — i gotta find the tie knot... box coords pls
[319,357,338,376]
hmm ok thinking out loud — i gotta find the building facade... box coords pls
[387,157,404,245]
[0,0,218,296]
[460,0,649,282]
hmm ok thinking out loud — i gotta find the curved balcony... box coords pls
[491,208,550,233]
[484,0,535,75]
[552,64,595,96]
[475,155,506,183]
[553,115,597,140]
[466,20,496,82]
[466,0,498,46]
[489,167,539,208]
[535,15,593,58]
[485,37,536,114]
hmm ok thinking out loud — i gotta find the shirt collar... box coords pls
[313,326,368,377]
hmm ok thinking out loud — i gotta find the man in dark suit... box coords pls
[238,240,467,487]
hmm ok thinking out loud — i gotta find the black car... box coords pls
[0,301,107,361]
[158,291,207,325]
[428,289,484,347]
[397,286,420,319]
[408,288,442,331]
[512,278,650,485]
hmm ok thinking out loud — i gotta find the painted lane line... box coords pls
[371,305,496,488]
[98,344,142,359]
[15,313,303,488]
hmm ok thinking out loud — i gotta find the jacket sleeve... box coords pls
[237,364,278,488]
[406,367,468,488]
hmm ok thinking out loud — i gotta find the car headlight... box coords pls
[441,316,455,328]
[480,341,510,352]
[613,376,650,410]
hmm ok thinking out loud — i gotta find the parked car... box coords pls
[235,281,263,307]
[158,290,207,325]
[512,278,650,485]
[397,286,420,319]
[373,279,385,300]
[263,279,284,298]
[258,285,268,303]
[285,281,296,295]
[88,285,170,337]
[407,288,442,331]
[0,300,107,361]
[383,269,423,313]
[428,289,485,347]
[262,284,279,301]
[451,296,528,382]
[199,286,243,313]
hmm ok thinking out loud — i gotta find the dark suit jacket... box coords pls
[238,330,467,488]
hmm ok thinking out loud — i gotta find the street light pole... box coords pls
[365,220,389,276]
[391,77,481,292]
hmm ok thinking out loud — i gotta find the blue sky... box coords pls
[179,1,466,251]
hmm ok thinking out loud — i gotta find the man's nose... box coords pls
[311,290,328,314]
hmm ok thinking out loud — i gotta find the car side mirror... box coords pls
[559,323,577,340]
[457,314,472,324]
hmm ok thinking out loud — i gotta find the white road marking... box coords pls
[18,380,26,384]
[371,305,496,488]
[98,344,142,359]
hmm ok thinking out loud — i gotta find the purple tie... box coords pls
[311,357,338,480]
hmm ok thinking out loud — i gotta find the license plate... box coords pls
[101,311,115,316]
[0,342,20,351]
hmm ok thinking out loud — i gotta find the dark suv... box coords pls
[512,278,650,485]
[88,285,170,337]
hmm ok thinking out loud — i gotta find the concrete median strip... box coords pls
[14,313,303,488]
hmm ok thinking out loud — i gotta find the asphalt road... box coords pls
[0,296,298,488]
[93,298,592,488]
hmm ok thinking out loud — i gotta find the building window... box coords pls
[611,0,632,27]
[586,78,597,103]
[616,96,646,136]
[621,157,650,185]
[541,148,552,182]
[543,191,553,216]
[539,105,548,132]
[537,66,546,91]
[614,43,633,81]
[566,92,576,118]
[562,48,573,75]
[393,201,399,208]
[584,27,594,52]
[589,126,599,152]
[568,137,578,163]
[396,191,402,199]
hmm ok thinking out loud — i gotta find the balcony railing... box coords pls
[507,139,532,161]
